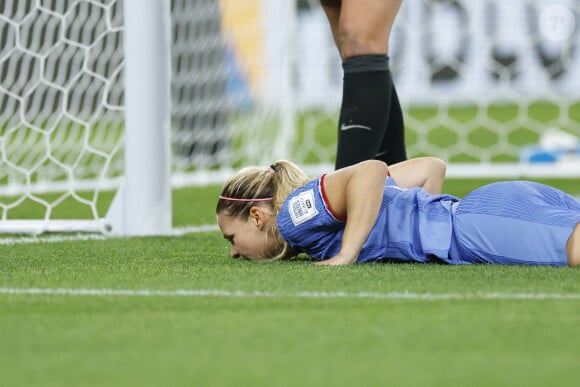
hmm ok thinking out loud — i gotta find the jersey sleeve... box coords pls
[386,175,398,187]
[276,177,345,258]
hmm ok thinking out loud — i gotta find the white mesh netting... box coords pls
[1,0,579,231]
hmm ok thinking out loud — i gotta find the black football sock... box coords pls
[335,54,391,170]
[375,73,407,165]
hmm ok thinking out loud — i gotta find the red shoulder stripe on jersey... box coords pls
[319,174,346,222]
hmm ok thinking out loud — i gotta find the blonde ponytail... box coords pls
[217,160,310,260]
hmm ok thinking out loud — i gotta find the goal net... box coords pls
[1,0,579,234]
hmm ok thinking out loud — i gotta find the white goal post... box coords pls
[109,0,172,236]
[0,0,579,235]
[0,0,172,235]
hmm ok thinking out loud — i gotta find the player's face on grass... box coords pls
[217,208,277,260]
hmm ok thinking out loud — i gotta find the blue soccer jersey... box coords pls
[277,175,460,263]
[276,176,580,265]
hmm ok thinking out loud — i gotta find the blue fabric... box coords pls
[450,181,580,266]
[276,177,580,266]
[277,176,458,263]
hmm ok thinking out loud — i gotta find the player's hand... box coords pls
[314,252,357,266]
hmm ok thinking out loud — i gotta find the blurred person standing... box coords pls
[320,0,407,169]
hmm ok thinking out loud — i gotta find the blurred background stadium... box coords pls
[1,0,579,233]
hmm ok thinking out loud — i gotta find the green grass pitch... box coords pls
[1,178,579,387]
[1,102,580,386]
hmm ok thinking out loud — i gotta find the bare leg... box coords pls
[321,0,406,169]
[321,0,401,59]
[566,222,580,266]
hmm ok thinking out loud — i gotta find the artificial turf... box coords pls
[1,178,579,387]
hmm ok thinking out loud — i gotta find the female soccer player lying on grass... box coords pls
[216,157,580,267]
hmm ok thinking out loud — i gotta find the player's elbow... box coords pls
[428,157,447,180]
[362,159,390,180]
[422,157,447,195]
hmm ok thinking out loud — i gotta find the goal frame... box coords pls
[0,0,172,236]
[1,0,578,236]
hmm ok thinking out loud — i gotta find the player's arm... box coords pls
[315,160,388,266]
[387,157,447,194]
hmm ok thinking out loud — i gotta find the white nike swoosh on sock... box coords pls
[340,123,372,131]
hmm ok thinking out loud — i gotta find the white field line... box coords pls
[172,224,220,235]
[0,225,220,245]
[0,287,579,300]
